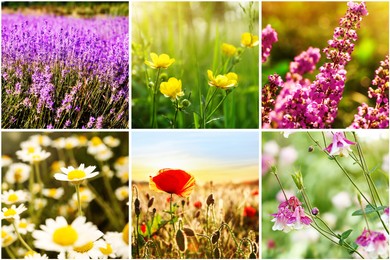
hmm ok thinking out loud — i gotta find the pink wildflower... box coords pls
[356,229,388,259]
[325,132,356,157]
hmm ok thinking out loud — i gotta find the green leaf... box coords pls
[352,205,387,216]
[348,242,359,254]
[368,163,380,175]
[341,229,353,239]
[338,238,344,246]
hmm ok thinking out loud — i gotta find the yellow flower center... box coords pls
[116,157,126,165]
[14,168,23,182]
[67,169,86,180]
[122,223,129,245]
[4,208,17,217]
[120,190,128,198]
[99,243,113,255]
[73,241,93,253]
[91,137,103,146]
[27,147,35,154]
[122,172,128,181]
[65,142,74,150]
[8,194,19,202]
[19,222,28,228]
[52,225,78,246]
[2,230,7,238]
[24,250,36,257]
[81,195,88,202]
[49,188,57,197]
[79,136,88,145]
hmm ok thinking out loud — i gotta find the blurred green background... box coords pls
[262,131,389,258]
[132,2,259,128]
[262,2,389,128]
[2,1,129,16]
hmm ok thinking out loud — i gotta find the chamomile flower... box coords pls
[24,252,49,259]
[42,188,64,200]
[114,156,128,170]
[32,216,103,252]
[104,224,129,258]
[15,218,35,235]
[94,147,113,162]
[16,146,51,163]
[28,134,52,147]
[96,239,116,259]
[5,163,31,184]
[115,186,129,201]
[1,204,27,221]
[54,164,99,184]
[2,155,13,167]
[116,167,129,183]
[34,198,47,211]
[68,239,105,259]
[103,136,120,147]
[87,137,108,155]
[51,137,80,150]
[1,189,29,204]
[2,225,17,247]
[50,161,66,174]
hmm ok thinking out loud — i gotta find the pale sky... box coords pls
[131,131,259,185]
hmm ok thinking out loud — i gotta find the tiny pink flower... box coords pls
[356,229,388,259]
[325,132,356,157]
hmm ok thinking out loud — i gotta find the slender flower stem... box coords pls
[220,223,244,257]
[5,246,16,259]
[151,68,161,128]
[173,100,179,128]
[74,184,82,216]
[206,92,230,122]
[203,87,218,128]
[272,168,288,201]
[12,222,33,252]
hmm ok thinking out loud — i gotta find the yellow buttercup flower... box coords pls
[207,70,238,90]
[145,52,175,69]
[241,32,259,48]
[160,77,185,100]
[222,43,237,56]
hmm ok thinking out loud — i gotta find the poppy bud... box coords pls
[135,206,141,217]
[249,252,257,259]
[175,229,187,252]
[183,227,195,237]
[213,247,221,259]
[148,197,154,208]
[206,194,214,206]
[153,208,156,214]
[211,230,220,244]
[311,207,319,215]
[134,198,140,208]
[308,146,314,152]
[145,193,150,200]
[181,200,185,207]
[195,210,200,218]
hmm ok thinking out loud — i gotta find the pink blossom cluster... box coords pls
[262,1,371,128]
[261,24,278,63]
[349,56,389,128]
[271,196,312,232]
[356,229,388,259]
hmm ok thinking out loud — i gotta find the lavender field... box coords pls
[2,12,129,128]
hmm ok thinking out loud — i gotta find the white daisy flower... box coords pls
[104,224,129,259]
[15,218,35,235]
[50,161,66,174]
[54,164,99,184]
[94,147,113,162]
[96,239,116,259]
[32,216,103,253]
[103,136,120,147]
[2,225,17,247]
[101,165,114,178]
[42,188,64,200]
[68,239,105,259]
[16,146,50,163]
[115,167,129,183]
[34,198,47,210]
[1,189,29,204]
[114,156,128,171]
[87,137,108,155]
[5,163,31,184]
[28,134,52,147]
[1,204,27,221]
[24,252,49,259]
[2,155,13,167]
[77,135,89,147]
[114,186,129,201]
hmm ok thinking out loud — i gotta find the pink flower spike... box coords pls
[325,132,356,157]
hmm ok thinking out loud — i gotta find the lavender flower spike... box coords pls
[262,24,278,63]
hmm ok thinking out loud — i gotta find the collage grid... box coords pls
[0,0,389,260]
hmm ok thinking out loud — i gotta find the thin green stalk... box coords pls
[136,215,140,258]
[206,92,230,122]
[5,246,16,259]
[272,168,288,201]
[172,100,179,128]
[220,223,244,258]
[34,162,43,199]
[75,184,82,216]
[197,233,213,258]
[151,68,161,128]
[12,222,33,252]
[203,87,218,128]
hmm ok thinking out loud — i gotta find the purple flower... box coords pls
[271,196,312,232]
[356,229,388,259]
[324,132,356,157]
[95,116,103,129]
[262,24,278,63]
[289,47,321,75]
[86,116,96,129]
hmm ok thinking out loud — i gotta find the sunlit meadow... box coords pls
[262,131,389,258]
[1,132,129,259]
[132,131,259,258]
[132,2,259,128]
[1,3,129,129]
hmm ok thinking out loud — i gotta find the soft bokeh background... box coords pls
[262,2,389,128]
[132,2,259,128]
[262,131,389,258]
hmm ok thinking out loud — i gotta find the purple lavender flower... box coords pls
[86,116,96,129]
[262,24,278,63]
[95,116,104,129]
[350,56,389,129]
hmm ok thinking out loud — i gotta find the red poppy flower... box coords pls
[193,201,202,209]
[140,223,147,234]
[243,206,257,218]
[251,189,259,196]
[149,168,195,197]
